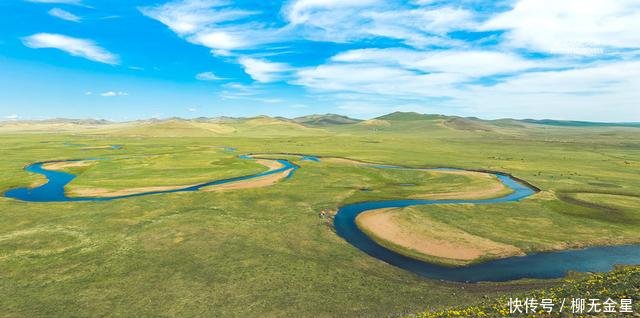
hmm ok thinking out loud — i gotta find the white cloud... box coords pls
[295,62,464,98]
[141,0,476,56]
[339,62,640,121]
[188,107,198,112]
[190,30,245,51]
[283,0,476,48]
[140,0,253,35]
[125,0,640,120]
[482,0,640,55]
[84,91,93,95]
[238,57,290,83]
[100,91,128,97]
[195,71,223,81]
[333,48,542,77]
[453,61,640,121]
[140,0,270,55]
[295,48,546,99]
[22,33,118,65]
[284,0,381,25]
[4,114,19,120]
[294,47,640,121]
[48,8,81,22]
[217,82,286,104]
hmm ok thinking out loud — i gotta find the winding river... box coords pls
[4,154,640,282]
[4,157,297,202]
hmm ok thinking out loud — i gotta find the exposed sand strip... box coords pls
[203,169,292,192]
[356,208,523,264]
[69,185,190,197]
[42,161,94,170]
[253,159,284,170]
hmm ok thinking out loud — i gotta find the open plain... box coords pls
[1,113,639,317]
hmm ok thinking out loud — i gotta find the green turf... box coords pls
[410,266,640,317]
[0,114,638,317]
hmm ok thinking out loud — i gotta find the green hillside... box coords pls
[293,114,362,126]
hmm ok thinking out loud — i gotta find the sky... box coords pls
[0,0,639,121]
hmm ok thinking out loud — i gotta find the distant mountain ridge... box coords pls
[521,119,640,128]
[2,113,638,131]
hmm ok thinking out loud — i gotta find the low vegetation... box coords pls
[410,266,640,317]
[0,112,638,317]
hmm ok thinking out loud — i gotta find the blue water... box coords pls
[334,173,640,282]
[4,154,639,282]
[301,156,320,162]
[4,157,297,202]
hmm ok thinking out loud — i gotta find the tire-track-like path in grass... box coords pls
[4,153,640,282]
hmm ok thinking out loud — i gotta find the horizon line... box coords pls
[2,112,640,125]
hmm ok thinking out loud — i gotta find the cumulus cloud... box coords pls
[48,8,81,22]
[22,33,118,64]
[482,0,640,55]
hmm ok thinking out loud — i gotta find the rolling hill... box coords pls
[293,114,362,126]
[2,113,638,137]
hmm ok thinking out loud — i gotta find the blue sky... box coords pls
[1,0,639,121]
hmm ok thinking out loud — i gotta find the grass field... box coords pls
[0,113,639,317]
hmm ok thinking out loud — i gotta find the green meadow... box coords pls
[0,113,639,317]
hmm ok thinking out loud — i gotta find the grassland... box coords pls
[0,113,638,317]
[410,266,640,317]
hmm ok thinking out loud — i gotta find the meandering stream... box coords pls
[333,173,640,282]
[4,157,296,202]
[4,154,640,282]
